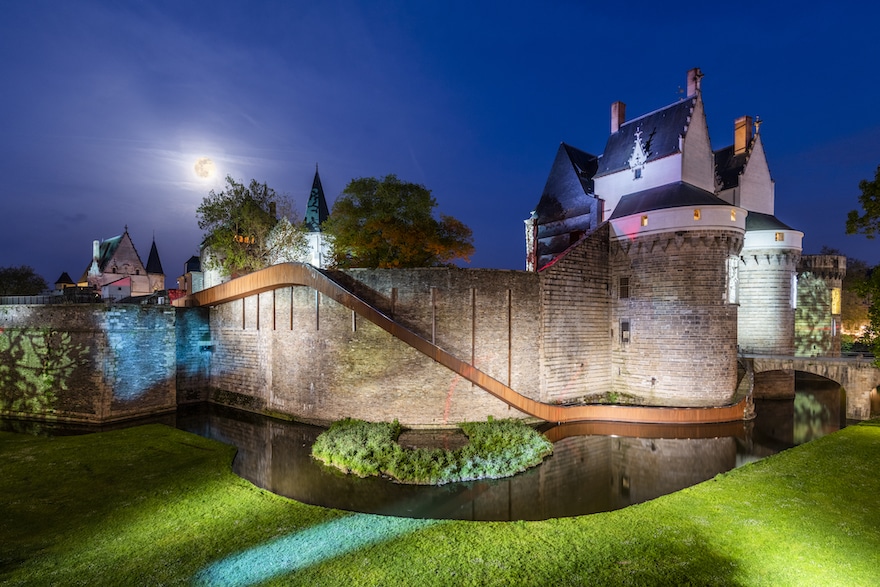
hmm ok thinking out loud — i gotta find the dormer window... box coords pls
[775,232,784,242]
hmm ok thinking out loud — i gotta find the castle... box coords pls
[0,69,854,428]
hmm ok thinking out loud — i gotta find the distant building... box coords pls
[54,272,75,291]
[78,227,165,298]
[177,255,204,296]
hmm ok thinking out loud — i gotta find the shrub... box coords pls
[311,417,552,485]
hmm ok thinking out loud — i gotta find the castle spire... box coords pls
[304,165,330,232]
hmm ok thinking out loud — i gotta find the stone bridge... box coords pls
[742,354,880,420]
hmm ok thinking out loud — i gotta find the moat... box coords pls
[0,373,853,521]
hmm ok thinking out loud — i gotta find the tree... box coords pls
[197,176,308,278]
[844,166,880,362]
[0,266,47,295]
[846,164,880,238]
[323,174,474,268]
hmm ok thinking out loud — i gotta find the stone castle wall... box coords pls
[738,250,799,355]
[0,304,179,423]
[206,268,542,426]
[538,223,612,403]
[609,229,743,405]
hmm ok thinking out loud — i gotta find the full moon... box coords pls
[194,157,216,178]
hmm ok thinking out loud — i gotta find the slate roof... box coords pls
[534,143,598,224]
[714,145,748,191]
[146,240,164,275]
[183,255,201,273]
[745,211,794,231]
[96,234,124,269]
[304,167,330,232]
[609,181,723,219]
[55,272,74,286]
[596,97,697,177]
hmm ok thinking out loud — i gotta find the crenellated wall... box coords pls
[796,255,846,357]
[738,249,800,355]
[609,229,743,405]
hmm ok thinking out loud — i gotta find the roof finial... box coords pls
[754,116,763,135]
[124,224,128,233]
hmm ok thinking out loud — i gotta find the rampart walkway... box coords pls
[742,353,880,420]
[177,263,747,425]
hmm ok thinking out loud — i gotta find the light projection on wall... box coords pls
[0,327,89,414]
[795,273,832,356]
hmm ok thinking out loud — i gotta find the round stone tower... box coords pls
[609,200,746,406]
[737,214,804,355]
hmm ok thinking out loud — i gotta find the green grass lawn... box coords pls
[1,420,878,586]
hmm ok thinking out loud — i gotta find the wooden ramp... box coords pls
[175,263,747,424]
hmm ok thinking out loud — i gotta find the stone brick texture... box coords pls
[609,229,743,405]
[207,268,541,426]
[0,304,178,423]
[538,223,612,403]
[738,250,798,355]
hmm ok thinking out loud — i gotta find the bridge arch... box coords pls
[745,355,880,420]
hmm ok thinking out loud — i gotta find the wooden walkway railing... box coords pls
[175,263,747,424]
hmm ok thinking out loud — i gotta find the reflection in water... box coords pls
[0,373,848,521]
[173,373,846,521]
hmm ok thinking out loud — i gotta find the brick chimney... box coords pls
[687,67,703,96]
[611,101,626,133]
[734,115,753,155]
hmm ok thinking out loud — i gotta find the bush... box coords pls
[311,418,552,485]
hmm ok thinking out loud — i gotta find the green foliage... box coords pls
[322,174,474,268]
[846,164,880,239]
[3,421,880,585]
[197,176,308,278]
[843,168,880,364]
[0,265,47,295]
[311,417,552,484]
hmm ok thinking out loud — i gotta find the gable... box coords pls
[595,98,696,178]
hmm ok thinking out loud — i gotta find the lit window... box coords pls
[693,209,701,221]
[730,210,736,221]
[775,232,784,242]
[641,215,648,227]
[619,277,630,299]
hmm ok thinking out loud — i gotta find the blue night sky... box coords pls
[2,1,879,287]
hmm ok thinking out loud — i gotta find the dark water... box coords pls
[1,373,851,521]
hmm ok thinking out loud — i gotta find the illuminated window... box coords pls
[619,277,630,299]
[775,232,784,241]
[641,215,648,227]
[730,209,736,221]
[620,320,631,344]
[832,288,841,315]
[693,209,701,221]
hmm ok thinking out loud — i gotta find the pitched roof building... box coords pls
[79,227,165,297]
